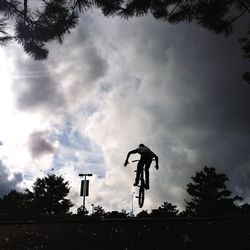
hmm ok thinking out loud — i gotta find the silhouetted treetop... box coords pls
[77,205,89,215]
[185,166,241,216]
[0,0,249,59]
[151,201,179,217]
[91,205,106,218]
[26,174,73,214]
[105,209,129,218]
[0,189,28,211]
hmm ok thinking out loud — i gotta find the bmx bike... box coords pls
[132,160,147,208]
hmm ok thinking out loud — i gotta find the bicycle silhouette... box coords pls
[132,159,153,208]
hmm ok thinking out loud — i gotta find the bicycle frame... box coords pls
[132,160,145,208]
[132,158,156,208]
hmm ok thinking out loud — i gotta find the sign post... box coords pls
[79,173,92,211]
[131,192,135,216]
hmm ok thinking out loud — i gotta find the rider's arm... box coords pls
[124,149,138,166]
[154,154,159,169]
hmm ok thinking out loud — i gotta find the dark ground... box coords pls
[0,217,250,249]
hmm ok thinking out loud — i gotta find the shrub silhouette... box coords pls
[150,202,179,218]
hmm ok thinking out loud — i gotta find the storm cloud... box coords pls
[1,11,250,212]
[28,131,56,158]
[76,15,250,210]
[12,59,65,114]
[0,159,23,197]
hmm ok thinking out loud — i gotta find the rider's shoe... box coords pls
[133,180,139,186]
[145,183,150,190]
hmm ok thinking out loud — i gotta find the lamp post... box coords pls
[131,192,135,216]
[79,173,93,211]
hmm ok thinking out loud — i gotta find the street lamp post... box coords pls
[79,173,93,211]
[131,192,135,216]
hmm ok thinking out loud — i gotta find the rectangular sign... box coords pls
[80,180,89,197]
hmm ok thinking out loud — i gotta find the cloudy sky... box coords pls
[0,8,250,214]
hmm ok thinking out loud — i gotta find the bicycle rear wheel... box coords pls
[138,186,145,208]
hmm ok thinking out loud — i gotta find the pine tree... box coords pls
[185,166,241,217]
[0,1,249,59]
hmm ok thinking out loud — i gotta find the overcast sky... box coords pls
[0,9,250,213]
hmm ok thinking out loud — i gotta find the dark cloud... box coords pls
[43,14,108,108]
[28,131,56,158]
[5,11,250,210]
[83,47,108,83]
[86,15,250,208]
[171,26,250,191]
[50,13,108,82]
[10,12,108,116]
[0,160,23,197]
[13,59,65,113]
[134,19,250,201]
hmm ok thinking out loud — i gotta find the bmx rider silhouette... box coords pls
[124,144,159,189]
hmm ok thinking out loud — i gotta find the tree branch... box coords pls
[238,0,250,11]
[168,0,184,17]
[220,0,236,18]
[230,6,249,24]
[23,0,27,20]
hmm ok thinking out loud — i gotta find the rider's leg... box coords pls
[144,159,152,189]
[134,160,144,185]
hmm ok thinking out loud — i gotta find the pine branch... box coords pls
[238,0,250,11]
[0,35,12,46]
[168,0,183,17]
[230,4,249,24]
[0,17,12,45]
[219,0,236,18]
[23,0,27,20]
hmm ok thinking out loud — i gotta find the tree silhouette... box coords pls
[77,205,89,215]
[0,0,249,59]
[150,202,179,217]
[104,209,129,218]
[91,205,106,218]
[240,203,250,214]
[0,189,29,211]
[136,209,149,218]
[26,174,73,214]
[185,166,241,216]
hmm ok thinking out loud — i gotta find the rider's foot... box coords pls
[145,183,150,190]
[133,181,139,186]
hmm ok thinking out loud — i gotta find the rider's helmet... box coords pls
[139,143,145,147]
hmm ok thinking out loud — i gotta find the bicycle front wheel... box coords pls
[138,186,145,208]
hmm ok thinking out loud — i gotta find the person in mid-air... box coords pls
[124,144,159,189]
